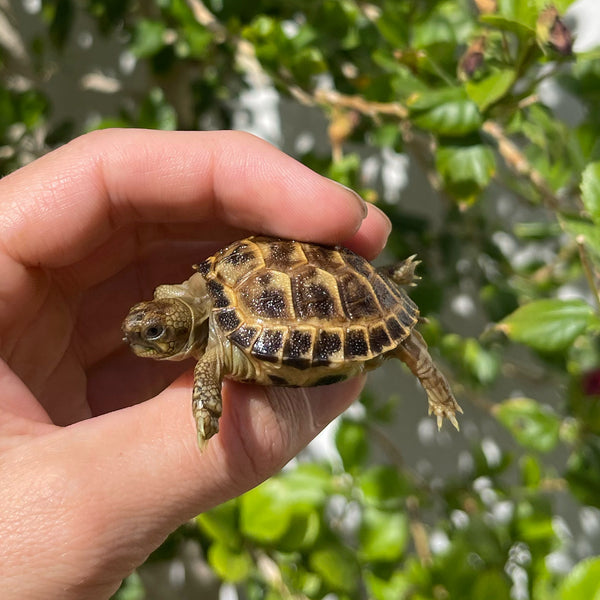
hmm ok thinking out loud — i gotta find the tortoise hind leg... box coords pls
[395,329,462,430]
[192,345,224,450]
[378,255,421,286]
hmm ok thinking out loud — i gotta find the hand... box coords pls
[0,129,391,599]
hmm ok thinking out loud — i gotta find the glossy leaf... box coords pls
[559,556,600,600]
[196,500,240,548]
[436,144,496,198]
[471,571,512,600]
[365,571,412,600]
[131,19,167,57]
[414,99,482,136]
[465,69,516,112]
[358,465,410,507]
[566,438,600,508]
[207,542,253,583]
[239,481,293,543]
[359,506,409,562]
[495,397,561,452]
[499,299,595,352]
[309,543,360,593]
[581,162,600,224]
[336,419,368,471]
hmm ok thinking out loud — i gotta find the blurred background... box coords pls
[2,1,600,598]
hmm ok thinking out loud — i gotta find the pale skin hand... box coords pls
[0,129,392,600]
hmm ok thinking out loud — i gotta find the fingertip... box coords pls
[343,202,393,260]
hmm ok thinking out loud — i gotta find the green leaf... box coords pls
[559,556,600,600]
[581,162,600,224]
[515,498,555,542]
[196,499,241,548]
[471,570,512,600]
[562,217,600,260]
[480,14,535,38]
[465,69,516,112]
[462,338,501,385]
[112,572,145,600]
[365,571,412,600]
[309,543,360,593]
[414,100,482,136]
[519,454,542,488]
[239,466,330,544]
[484,0,538,32]
[566,438,600,508]
[137,88,177,130]
[207,542,253,583]
[336,419,368,471]
[495,397,561,452]
[359,506,409,562]
[407,87,465,112]
[131,19,167,58]
[358,465,409,508]
[47,0,75,48]
[239,481,292,543]
[499,299,595,352]
[436,144,496,198]
[278,510,321,551]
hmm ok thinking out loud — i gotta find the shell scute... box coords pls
[291,266,344,321]
[385,315,407,341]
[344,326,370,358]
[314,328,344,365]
[369,272,402,311]
[337,271,381,320]
[216,308,242,333]
[214,240,264,287]
[339,247,374,279]
[257,238,308,270]
[229,325,260,349]
[206,279,233,308]
[251,327,286,363]
[301,244,346,271]
[368,324,393,354]
[282,327,315,370]
[239,270,294,320]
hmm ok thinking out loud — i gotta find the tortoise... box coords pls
[122,236,462,448]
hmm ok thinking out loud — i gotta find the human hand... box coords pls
[0,129,391,599]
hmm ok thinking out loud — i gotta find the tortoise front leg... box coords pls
[395,330,462,430]
[192,345,223,449]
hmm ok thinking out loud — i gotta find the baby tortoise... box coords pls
[122,236,462,448]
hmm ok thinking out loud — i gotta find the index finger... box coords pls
[0,129,379,268]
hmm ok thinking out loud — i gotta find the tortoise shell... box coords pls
[194,236,419,371]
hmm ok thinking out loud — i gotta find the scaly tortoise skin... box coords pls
[122,236,462,448]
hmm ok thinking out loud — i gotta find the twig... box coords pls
[406,496,432,566]
[481,120,562,212]
[314,89,409,120]
[255,550,309,600]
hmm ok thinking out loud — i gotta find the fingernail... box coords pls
[370,203,393,237]
[335,182,368,219]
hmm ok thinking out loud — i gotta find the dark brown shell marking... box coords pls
[198,236,419,368]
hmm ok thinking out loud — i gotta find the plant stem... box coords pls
[576,235,600,313]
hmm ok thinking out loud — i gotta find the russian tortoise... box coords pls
[122,236,462,448]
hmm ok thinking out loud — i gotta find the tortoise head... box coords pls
[122,276,210,360]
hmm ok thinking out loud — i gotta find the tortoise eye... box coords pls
[144,325,165,340]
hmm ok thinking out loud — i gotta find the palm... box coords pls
[7,226,224,425]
